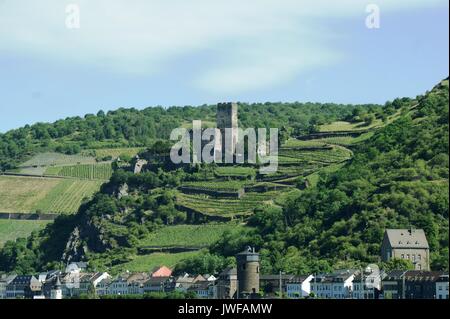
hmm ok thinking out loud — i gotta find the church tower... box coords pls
[50,277,63,299]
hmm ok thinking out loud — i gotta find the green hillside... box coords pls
[0,79,447,276]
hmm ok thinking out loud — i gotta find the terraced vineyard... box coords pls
[284,132,374,148]
[35,179,104,213]
[0,175,103,214]
[83,147,144,160]
[176,190,286,217]
[45,163,113,180]
[182,180,253,191]
[319,120,382,132]
[278,147,352,165]
[19,152,96,167]
[215,166,256,178]
[0,176,60,212]
[316,132,375,146]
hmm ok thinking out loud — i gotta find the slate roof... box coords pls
[219,267,237,276]
[384,229,429,249]
[383,270,446,282]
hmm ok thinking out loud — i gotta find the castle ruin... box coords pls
[216,102,238,161]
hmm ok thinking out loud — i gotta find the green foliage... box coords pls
[139,223,242,248]
[0,101,381,172]
[0,220,50,247]
[173,251,235,275]
[0,79,447,277]
[211,81,449,273]
[381,258,415,272]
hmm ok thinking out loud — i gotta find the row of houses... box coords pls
[286,270,449,300]
[1,267,447,300]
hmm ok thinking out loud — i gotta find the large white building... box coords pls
[352,271,383,299]
[286,275,314,298]
[311,270,356,299]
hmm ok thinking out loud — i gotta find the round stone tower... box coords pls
[236,246,260,298]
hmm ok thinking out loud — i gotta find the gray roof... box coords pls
[219,267,237,276]
[385,229,429,249]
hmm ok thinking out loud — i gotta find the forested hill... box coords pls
[0,79,447,275]
[0,101,380,171]
[211,79,449,273]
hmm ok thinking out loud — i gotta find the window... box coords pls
[418,254,421,260]
[401,254,405,259]
[406,254,410,260]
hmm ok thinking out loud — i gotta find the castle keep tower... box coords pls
[236,247,260,298]
[216,102,238,160]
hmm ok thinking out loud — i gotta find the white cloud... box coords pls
[0,0,446,94]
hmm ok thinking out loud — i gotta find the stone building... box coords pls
[216,267,237,299]
[236,246,260,298]
[216,102,238,161]
[381,228,430,271]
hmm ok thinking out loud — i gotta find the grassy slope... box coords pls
[0,176,60,212]
[0,176,103,214]
[0,220,50,247]
[139,223,243,247]
[111,251,200,273]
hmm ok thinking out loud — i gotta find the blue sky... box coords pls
[0,0,448,132]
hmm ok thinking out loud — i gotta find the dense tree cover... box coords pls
[0,80,446,276]
[0,102,380,171]
[209,80,449,274]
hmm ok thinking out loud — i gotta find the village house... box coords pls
[127,272,151,295]
[5,275,42,299]
[151,266,173,277]
[381,228,430,271]
[352,271,384,299]
[260,274,296,297]
[382,270,405,299]
[187,280,213,299]
[95,277,112,296]
[41,272,63,298]
[382,270,447,299]
[107,275,129,296]
[143,276,174,293]
[215,267,237,299]
[0,274,16,299]
[286,275,314,299]
[435,274,449,299]
[174,273,195,292]
[174,273,208,292]
[62,272,110,297]
[311,270,356,299]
